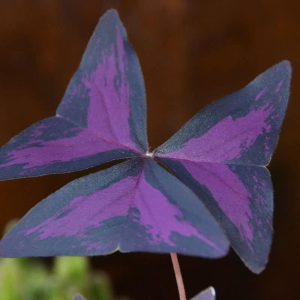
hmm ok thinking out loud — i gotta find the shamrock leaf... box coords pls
[0,9,291,274]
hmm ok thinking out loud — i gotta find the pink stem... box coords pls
[170,253,187,300]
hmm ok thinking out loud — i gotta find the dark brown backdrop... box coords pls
[0,1,299,299]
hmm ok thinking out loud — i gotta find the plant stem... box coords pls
[170,253,187,300]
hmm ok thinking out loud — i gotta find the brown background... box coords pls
[0,1,299,299]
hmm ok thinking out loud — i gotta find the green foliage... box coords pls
[0,256,114,300]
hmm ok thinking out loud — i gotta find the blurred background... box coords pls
[0,1,299,299]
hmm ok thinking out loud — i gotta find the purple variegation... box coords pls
[0,9,291,274]
[0,9,147,180]
[156,62,290,166]
[159,159,273,273]
[0,159,228,258]
[57,11,148,153]
[0,117,137,179]
[159,104,273,163]
[155,61,291,273]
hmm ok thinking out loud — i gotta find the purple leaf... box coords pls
[156,61,291,166]
[190,287,216,300]
[0,10,147,180]
[0,8,291,273]
[155,62,291,273]
[0,117,137,180]
[0,159,229,258]
[159,159,273,273]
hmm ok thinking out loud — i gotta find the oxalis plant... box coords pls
[0,9,291,300]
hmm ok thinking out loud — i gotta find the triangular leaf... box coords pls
[0,10,147,180]
[0,159,228,258]
[156,61,291,166]
[156,62,290,272]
